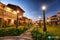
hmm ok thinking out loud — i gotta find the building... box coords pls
[46,12,60,25]
[0,2,24,27]
[48,15,58,25]
[57,12,60,24]
[19,17,32,25]
[46,17,51,24]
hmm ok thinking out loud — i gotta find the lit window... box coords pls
[19,16,22,18]
[17,10,19,13]
[5,7,11,12]
[11,19,14,23]
[13,11,17,15]
[4,18,7,20]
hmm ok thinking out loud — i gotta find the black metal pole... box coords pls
[43,10,47,32]
[16,13,18,28]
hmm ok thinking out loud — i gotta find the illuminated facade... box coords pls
[57,12,60,24]
[0,2,24,26]
[18,17,32,25]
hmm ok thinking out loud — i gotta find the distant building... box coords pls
[46,17,51,24]
[57,12,60,24]
[18,17,32,25]
[46,11,60,25]
[46,15,58,25]
[0,2,24,27]
[50,15,58,25]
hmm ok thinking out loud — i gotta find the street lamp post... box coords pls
[42,5,47,32]
[16,10,19,28]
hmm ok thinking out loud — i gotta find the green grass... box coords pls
[46,24,60,37]
[30,24,60,40]
[31,27,55,40]
[37,24,60,37]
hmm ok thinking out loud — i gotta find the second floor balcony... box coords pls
[0,8,17,19]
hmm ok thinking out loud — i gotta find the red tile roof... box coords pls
[51,15,57,17]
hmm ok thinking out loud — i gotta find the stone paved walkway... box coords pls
[19,23,38,40]
[19,30,33,40]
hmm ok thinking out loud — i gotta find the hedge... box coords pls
[0,27,27,37]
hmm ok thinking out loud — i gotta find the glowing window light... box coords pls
[4,18,7,20]
[13,11,17,14]
[6,7,11,12]
[19,16,22,18]
[17,10,19,13]
[11,19,14,23]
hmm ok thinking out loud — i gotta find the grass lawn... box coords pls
[47,25,60,37]
[37,24,60,37]
[0,25,25,29]
[30,26,56,40]
[30,24,60,40]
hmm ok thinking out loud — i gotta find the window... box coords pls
[0,18,2,22]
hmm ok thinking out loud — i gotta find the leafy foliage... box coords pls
[31,28,55,40]
[0,27,27,37]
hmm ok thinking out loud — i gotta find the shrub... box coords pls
[24,23,33,29]
[0,28,27,37]
[31,28,55,40]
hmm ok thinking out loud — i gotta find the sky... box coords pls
[0,0,60,21]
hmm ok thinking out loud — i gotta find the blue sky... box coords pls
[0,0,60,21]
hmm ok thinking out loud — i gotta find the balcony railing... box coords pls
[0,8,17,19]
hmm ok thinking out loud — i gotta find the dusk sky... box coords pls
[0,0,60,21]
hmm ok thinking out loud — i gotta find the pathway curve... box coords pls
[19,24,37,40]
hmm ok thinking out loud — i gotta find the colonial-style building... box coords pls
[46,17,51,24]
[0,2,24,27]
[57,12,60,24]
[18,17,32,25]
[50,15,58,25]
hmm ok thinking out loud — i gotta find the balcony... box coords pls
[0,8,16,20]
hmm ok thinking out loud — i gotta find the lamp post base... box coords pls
[43,26,47,32]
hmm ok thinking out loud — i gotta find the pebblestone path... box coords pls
[19,30,33,40]
[19,23,37,40]
[0,24,37,40]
